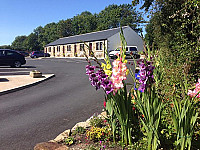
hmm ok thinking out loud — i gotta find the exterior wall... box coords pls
[107,26,144,52]
[45,39,107,59]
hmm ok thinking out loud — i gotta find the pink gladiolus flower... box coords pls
[111,59,127,91]
[188,79,200,99]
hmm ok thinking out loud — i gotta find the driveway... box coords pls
[0,58,105,150]
[0,57,135,150]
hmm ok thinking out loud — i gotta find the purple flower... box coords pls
[138,83,146,92]
[105,85,113,94]
[89,73,96,81]
[85,65,113,94]
[137,60,155,92]
[139,63,146,70]
[86,65,95,75]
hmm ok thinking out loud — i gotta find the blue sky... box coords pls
[0,0,146,45]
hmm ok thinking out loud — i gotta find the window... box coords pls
[96,42,103,50]
[130,47,137,51]
[67,45,71,51]
[57,46,60,52]
[6,51,15,56]
[0,50,5,56]
[49,47,51,52]
[80,44,84,51]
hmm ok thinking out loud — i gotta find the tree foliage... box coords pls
[97,4,143,31]
[134,0,200,82]
[8,4,143,52]
[11,35,27,50]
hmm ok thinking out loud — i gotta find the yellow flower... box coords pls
[124,59,128,64]
[101,63,106,68]
[105,70,112,76]
[106,64,111,70]
[126,69,129,75]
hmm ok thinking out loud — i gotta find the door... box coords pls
[89,43,92,56]
[53,47,55,56]
[74,45,77,57]
[4,50,17,65]
[63,46,65,56]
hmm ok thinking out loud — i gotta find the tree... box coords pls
[135,0,200,80]
[57,19,73,38]
[0,45,12,49]
[11,35,27,50]
[72,11,97,35]
[41,22,59,46]
[97,4,143,31]
[24,33,40,51]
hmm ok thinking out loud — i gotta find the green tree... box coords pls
[24,33,40,51]
[57,19,73,38]
[135,0,200,80]
[0,45,12,49]
[97,4,143,31]
[11,35,27,50]
[43,22,59,44]
[72,11,97,35]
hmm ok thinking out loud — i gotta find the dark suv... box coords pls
[30,51,50,58]
[0,49,26,67]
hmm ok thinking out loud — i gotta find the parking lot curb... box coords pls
[0,74,55,96]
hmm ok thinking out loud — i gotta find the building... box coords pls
[44,26,144,58]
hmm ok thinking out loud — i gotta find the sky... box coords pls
[0,0,147,46]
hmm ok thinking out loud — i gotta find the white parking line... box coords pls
[0,71,30,73]
[0,68,29,70]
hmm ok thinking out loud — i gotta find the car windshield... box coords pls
[130,47,137,51]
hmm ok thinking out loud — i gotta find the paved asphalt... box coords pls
[0,57,135,150]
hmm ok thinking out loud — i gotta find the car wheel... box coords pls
[34,55,37,58]
[12,61,22,68]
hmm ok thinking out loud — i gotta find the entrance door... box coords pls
[53,47,55,56]
[89,43,92,56]
[74,45,77,57]
[63,46,65,56]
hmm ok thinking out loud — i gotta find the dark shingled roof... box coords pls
[46,26,128,46]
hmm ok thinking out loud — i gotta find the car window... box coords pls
[130,47,137,51]
[0,50,5,56]
[6,51,16,56]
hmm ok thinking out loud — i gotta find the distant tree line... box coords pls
[0,4,144,52]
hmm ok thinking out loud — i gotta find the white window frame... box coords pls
[67,45,71,51]
[96,41,103,51]
[80,43,84,51]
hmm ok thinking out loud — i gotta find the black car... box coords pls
[0,49,26,67]
[30,51,50,58]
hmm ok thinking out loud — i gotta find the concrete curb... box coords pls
[0,74,55,96]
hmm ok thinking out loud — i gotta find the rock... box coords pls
[71,121,90,131]
[98,111,107,119]
[34,142,68,150]
[55,145,69,150]
[53,129,71,142]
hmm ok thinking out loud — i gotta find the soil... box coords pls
[60,131,125,150]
